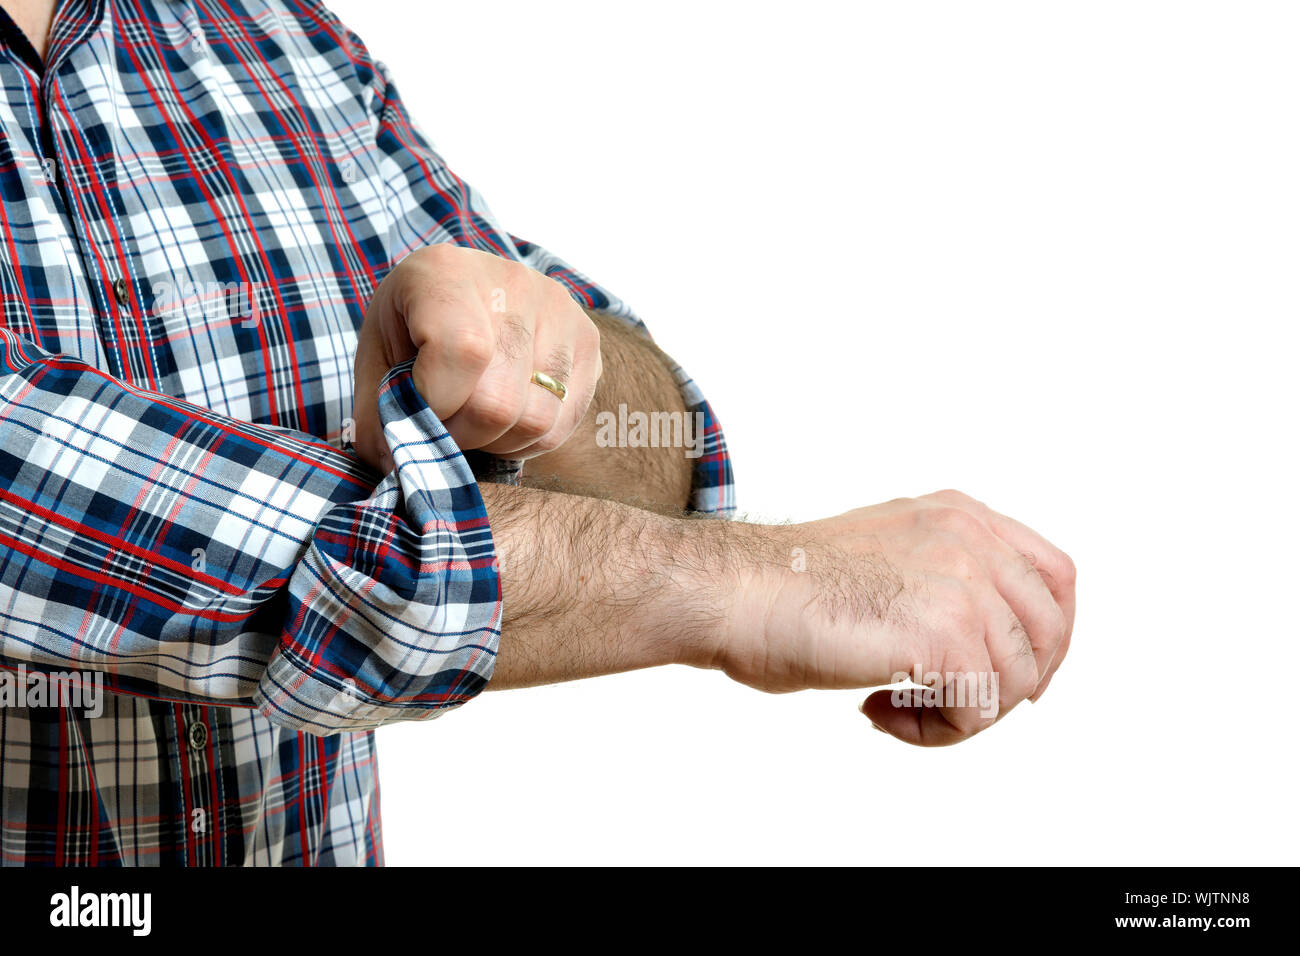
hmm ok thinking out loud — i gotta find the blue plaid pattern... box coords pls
[0,0,733,865]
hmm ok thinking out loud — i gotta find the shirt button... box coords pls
[112,277,129,305]
[187,721,208,751]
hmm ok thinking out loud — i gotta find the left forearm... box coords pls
[522,310,695,512]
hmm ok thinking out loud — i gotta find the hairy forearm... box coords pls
[479,475,1078,749]
[481,482,749,690]
[521,311,695,513]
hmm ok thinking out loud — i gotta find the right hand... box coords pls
[352,244,602,473]
[714,490,1076,746]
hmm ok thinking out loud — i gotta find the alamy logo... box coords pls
[0,664,103,718]
[890,669,1000,719]
[152,280,257,327]
[594,403,708,459]
[49,886,151,936]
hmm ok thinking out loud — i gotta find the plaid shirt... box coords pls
[0,0,733,865]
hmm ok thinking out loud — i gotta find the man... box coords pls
[0,0,1074,866]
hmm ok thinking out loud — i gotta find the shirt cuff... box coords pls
[254,360,501,734]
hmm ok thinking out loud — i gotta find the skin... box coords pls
[1,0,54,59]
[353,245,605,471]
[521,309,694,513]
[13,4,1077,745]
[479,483,1075,746]
[357,246,1076,746]
[353,244,695,512]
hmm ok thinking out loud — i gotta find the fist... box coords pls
[352,244,601,472]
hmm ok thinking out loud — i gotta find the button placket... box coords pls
[179,705,214,864]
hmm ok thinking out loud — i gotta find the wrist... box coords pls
[689,519,797,675]
[653,514,753,671]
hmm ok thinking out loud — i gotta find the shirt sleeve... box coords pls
[509,237,736,515]
[0,330,499,736]
[339,15,736,515]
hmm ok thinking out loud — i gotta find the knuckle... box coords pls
[414,281,468,314]
[937,585,984,637]
[932,543,982,581]
[1001,635,1039,693]
[928,505,986,539]
[545,276,577,306]
[542,343,574,381]
[422,242,463,265]
[527,428,567,455]
[949,705,997,736]
[932,488,974,505]
[1010,632,1039,672]
[511,408,556,443]
[1057,551,1078,588]
[446,325,495,371]
[1009,618,1035,660]
[408,242,461,277]
[1003,666,1038,702]
[1051,605,1070,645]
[534,274,571,312]
[463,389,520,432]
[494,316,532,361]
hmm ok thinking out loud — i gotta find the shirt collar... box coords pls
[43,0,107,77]
[0,2,51,74]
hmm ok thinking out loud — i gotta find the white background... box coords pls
[329,0,1298,865]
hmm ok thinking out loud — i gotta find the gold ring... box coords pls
[530,370,567,401]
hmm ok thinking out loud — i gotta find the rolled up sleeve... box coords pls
[0,331,499,736]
